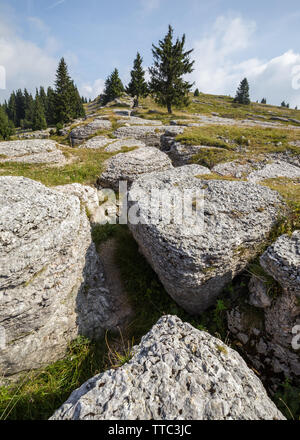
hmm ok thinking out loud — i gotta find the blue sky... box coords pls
[1,0,300,106]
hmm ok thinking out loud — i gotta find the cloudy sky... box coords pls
[1,0,300,106]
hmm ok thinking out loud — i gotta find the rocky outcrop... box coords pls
[98,147,173,191]
[54,183,100,223]
[114,125,183,148]
[70,118,112,146]
[0,139,66,165]
[80,136,115,149]
[50,315,285,420]
[128,166,284,314]
[0,177,127,377]
[117,116,163,126]
[228,231,300,381]
[248,161,300,182]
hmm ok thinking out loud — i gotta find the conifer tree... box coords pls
[149,25,195,114]
[46,87,56,126]
[0,106,15,140]
[54,57,73,123]
[102,69,125,105]
[7,92,17,126]
[127,52,148,107]
[194,88,200,97]
[261,98,267,104]
[32,92,47,131]
[22,90,35,129]
[234,78,250,105]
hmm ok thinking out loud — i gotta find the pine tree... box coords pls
[15,89,25,126]
[32,92,47,131]
[234,78,250,105]
[0,106,15,140]
[22,90,35,129]
[46,87,56,126]
[149,25,195,114]
[54,57,73,124]
[127,52,148,107]
[261,98,267,104]
[194,88,200,97]
[69,80,85,119]
[102,69,125,105]
[7,92,17,126]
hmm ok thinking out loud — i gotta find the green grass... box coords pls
[190,147,238,169]
[0,337,106,420]
[0,147,114,186]
[176,124,300,155]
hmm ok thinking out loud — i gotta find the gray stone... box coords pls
[0,139,66,165]
[248,161,300,182]
[70,118,112,146]
[98,147,173,191]
[248,276,272,309]
[128,167,284,314]
[0,177,126,377]
[50,315,285,420]
[79,136,115,149]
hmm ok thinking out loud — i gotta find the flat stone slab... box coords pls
[0,139,66,164]
[50,315,285,420]
[98,147,173,191]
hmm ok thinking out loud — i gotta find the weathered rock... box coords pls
[128,167,284,314]
[17,128,51,140]
[117,116,163,126]
[114,125,182,148]
[104,138,145,152]
[98,147,173,191]
[70,118,112,146]
[162,142,224,166]
[50,315,285,420]
[0,177,127,377]
[0,139,66,165]
[248,161,300,182]
[228,232,300,380]
[80,136,115,149]
[54,183,100,223]
[248,276,272,309]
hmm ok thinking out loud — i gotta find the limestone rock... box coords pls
[248,161,300,182]
[70,118,112,146]
[248,276,272,309]
[104,138,145,152]
[128,167,284,314]
[228,232,300,380]
[0,139,66,165]
[80,136,115,149]
[0,177,125,377]
[114,125,181,148]
[50,315,285,420]
[117,116,163,126]
[54,183,100,223]
[98,147,173,191]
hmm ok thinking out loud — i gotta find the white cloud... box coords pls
[191,16,300,107]
[139,0,160,13]
[0,16,58,100]
[80,78,105,99]
[47,0,66,10]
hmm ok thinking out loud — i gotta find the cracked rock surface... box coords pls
[50,315,285,420]
[128,166,284,313]
[0,177,126,376]
[0,139,66,164]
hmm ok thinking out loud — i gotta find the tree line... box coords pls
[1,25,298,140]
[0,58,85,139]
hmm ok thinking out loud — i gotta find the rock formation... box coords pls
[228,231,300,381]
[0,139,66,165]
[128,166,284,314]
[70,118,112,146]
[50,315,285,420]
[98,147,173,191]
[0,177,128,377]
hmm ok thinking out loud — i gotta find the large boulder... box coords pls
[0,139,66,164]
[228,231,300,381]
[114,125,183,148]
[98,147,173,191]
[128,166,284,314]
[70,118,112,146]
[0,177,127,377]
[50,315,285,420]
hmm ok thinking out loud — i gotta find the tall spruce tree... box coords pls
[102,69,125,105]
[234,78,250,105]
[32,92,47,131]
[127,52,148,107]
[54,57,73,124]
[149,25,194,114]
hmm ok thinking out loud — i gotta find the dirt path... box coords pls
[98,238,134,333]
